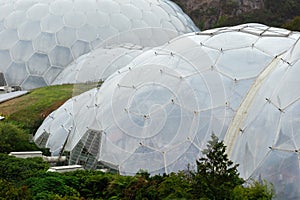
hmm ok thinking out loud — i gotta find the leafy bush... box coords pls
[0,122,40,153]
[232,180,274,200]
[0,179,25,200]
[26,176,80,200]
[0,153,49,184]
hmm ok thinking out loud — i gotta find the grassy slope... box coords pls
[0,84,74,133]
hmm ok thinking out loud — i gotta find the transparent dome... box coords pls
[0,0,198,90]
[52,44,146,85]
[228,38,300,199]
[34,24,300,198]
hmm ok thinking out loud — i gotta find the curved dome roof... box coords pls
[228,38,300,199]
[0,0,198,90]
[34,23,300,198]
[52,44,146,85]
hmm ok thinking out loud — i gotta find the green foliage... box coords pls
[0,179,27,200]
[5,84,74,133]
[0,153,49,184]
[283,16,300,31]
[0,122,39,153]
[158,172,192,199]
[175,0,300,30]
[122,172,163,200]
[265,0,300,19]
[220,0,300,29]
[0,134,275,200]
[26,175,80,200]
[190,134,244,200]
[0,84,96,155]
[232,180,274,200]
[80,173,112,199]
[106,174,135,199]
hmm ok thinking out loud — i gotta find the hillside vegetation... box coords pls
[0,84,95,134]
[0,84,97,155]
[0,84,74,133]
[173,0,300,30]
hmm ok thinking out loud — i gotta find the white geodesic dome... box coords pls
[52,44,146,85]
[34,23,300,198]
[0,0,198,90]
[227,38,300,199]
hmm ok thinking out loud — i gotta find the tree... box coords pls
[190,134,244,200]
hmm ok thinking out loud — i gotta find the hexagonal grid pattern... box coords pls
[0,0,198,90]
[34,24,300,200]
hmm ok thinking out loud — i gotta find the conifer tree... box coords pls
[191,134,244,200]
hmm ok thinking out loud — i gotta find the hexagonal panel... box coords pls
[49,0,73,16]
[0,49,12,72]
[63,11,86,28]
[76,24,98,42]
[14,0,36,11]
[49,46,73,67]
[71,40,91,58]
[0,4,14,21]
[74,0,97,12]
[0,20,5,32]
[27,53,50,75]
[33,32,57,53]
[26,3,49,20]
[41,14,64,33]
[5,62,28,86]
[44,66,63,84]
[121,4,143,20]
[97,26,118,41]
[110,13,131,31]
[11,40,34,62]
[22,75,47,90]
[97,0,120,14]
[86,11,109,27]
[0,29,18,49]
[56,27,77,46]
[18,20,41,40]
[4,10,27,29]
[0,72,6,86]
[143,11,161,27]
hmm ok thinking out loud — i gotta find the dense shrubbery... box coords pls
[0,122,39,154]
[0,135,274,200]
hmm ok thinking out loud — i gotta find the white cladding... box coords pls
[34,24,300,199]
[0,0,198,90]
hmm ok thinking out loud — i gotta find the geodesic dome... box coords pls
[0,0,198,90]
[34,23,300,198]
[52,44,146,85]
[228,38,300,199]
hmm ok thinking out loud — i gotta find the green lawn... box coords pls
[0,83,96,133]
